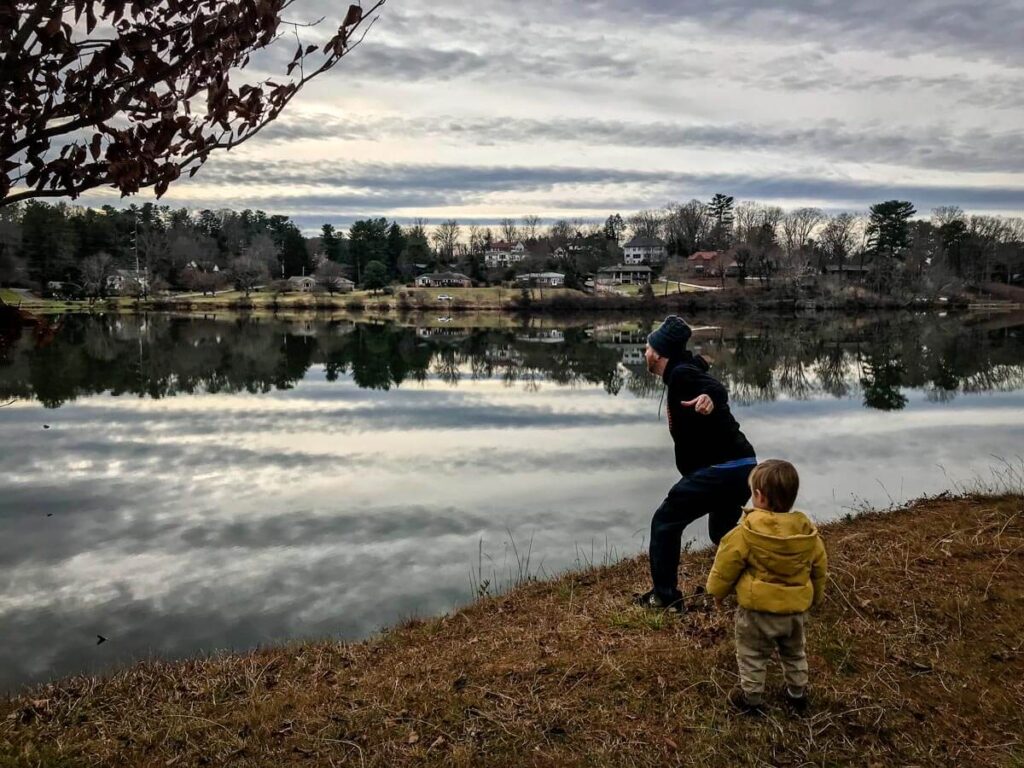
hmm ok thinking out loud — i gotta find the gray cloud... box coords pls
[558,0,1024,65]
[62,0,1024,221]
[161,159,1024,216]
[260,114,1024,174]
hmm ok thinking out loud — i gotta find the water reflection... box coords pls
[0,312,1022,692]
[2,313,1022,409]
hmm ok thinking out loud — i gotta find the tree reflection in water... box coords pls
[0,313,1022,411]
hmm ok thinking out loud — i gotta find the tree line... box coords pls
[1,197,1022,298]
[640,196,1024,291]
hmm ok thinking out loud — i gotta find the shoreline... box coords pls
[5,284,1018,320]
[3,492,1022,766]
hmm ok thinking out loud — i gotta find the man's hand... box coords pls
[681,394,714,415]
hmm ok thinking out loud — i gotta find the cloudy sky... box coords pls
[88,0,1024,230]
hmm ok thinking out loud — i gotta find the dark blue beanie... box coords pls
[648,315,692,358]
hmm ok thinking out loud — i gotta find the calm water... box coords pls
[1,311,1022,692]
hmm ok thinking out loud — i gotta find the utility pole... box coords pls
[134,210,140,277]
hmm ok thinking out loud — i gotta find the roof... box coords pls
[623,236,666,248]
[419,272,471,281]
[688,251,723,261]
[516,272,564,279]
[288,275,315,282]
[598,265,652,273]
[488,241,522,252]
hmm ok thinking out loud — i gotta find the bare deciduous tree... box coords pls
[818,213,860,275]
[315,259,348,295]
[931,205,965,228]
[80,251,114,299]
[664,200,709,255]
[499,218,519,243]
[248,231,281,275]
[780,207,824,273]
[520,215,541,242]
[547,219,573,246]
[468,224,484,254]
[432,219,460,261]
[628,209,663,240]
[231,253,269,297]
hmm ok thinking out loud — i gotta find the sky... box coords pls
[82,0,1024,231]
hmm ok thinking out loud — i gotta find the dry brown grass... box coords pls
[3,494,1023,767]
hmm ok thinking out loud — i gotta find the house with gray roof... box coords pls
[623,236,667,265]
[414,272,472,288]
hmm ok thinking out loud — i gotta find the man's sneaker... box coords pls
[631,589,684,613]
[728,687,764,715]
[784,689,809,716]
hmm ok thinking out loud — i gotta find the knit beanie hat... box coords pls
[647,315,692,358]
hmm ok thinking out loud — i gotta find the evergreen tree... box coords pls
[279,225,311,277]
[320,224,345,263]
[706,193,735,250]
[22,201,77,286]
[386,222,406,277]
[867,200,916,257]
[362,259,389,293]
[348,218,389,284]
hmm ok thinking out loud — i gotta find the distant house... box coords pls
[106,270,149,294]
[484,241,528,268]
[287,275,317,292]
[623,236,667,265]
[596,265,653,285]
[515,272,565,287]
[686,250,729,275]
[330,277,356,293]
[415,272,472,288]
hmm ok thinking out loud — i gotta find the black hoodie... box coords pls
[662,352,755,475]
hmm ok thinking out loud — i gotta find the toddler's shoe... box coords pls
[784,688,809,716]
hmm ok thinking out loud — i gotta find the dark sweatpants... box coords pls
[650,463,753,603]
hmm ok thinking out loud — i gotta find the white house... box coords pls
[596,265,653,285]
[415,272,472,288]
[484,240,528,268]
[515,272,565,287]
[623,236,667,265]
[287,275,317,292]
[105,270,149,294]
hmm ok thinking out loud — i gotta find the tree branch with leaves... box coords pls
[0,0,385,207]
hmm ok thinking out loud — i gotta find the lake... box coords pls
[1,311,1022,692]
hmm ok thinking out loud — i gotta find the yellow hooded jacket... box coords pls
[706,508,828,614]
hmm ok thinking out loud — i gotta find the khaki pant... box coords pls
[734,607,808,704]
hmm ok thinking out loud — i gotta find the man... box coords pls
[634,315,756,611]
